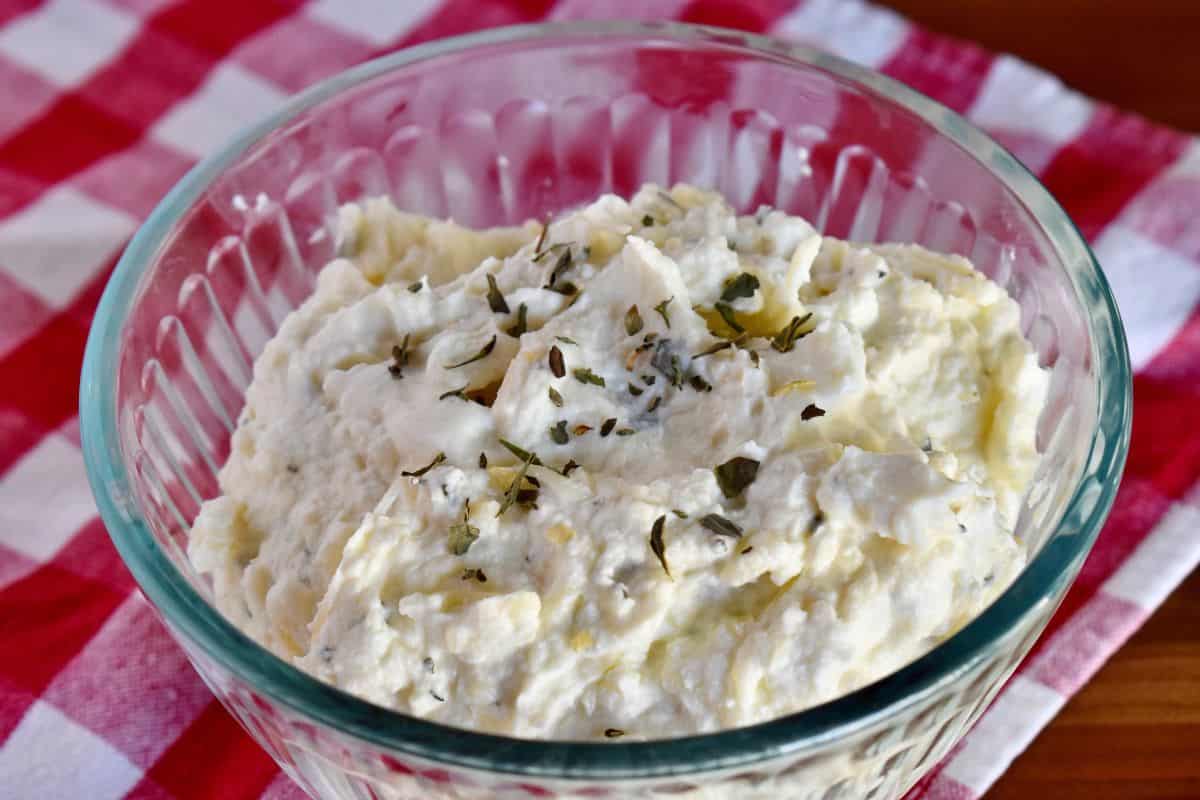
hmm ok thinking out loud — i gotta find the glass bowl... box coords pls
[80,21,1130,800]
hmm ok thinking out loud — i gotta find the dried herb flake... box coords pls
[714,302,744,334]
[624,305,644,336]
[653,297,673,328]
[720,273,760,303]
[550,420,569,445]
[486,274,510,314]
[439,384,470,402]
[388,334,411,379]
[505,303,528,338]
[548,386,564,407]
[600,418,617,438]
[549,345,565,378]
[448,507,480,555]
[649,515,671,578]
[714,456,760,499]
[497,452,536,517]
[446,335,496,369]
[771,312,814,353]
[573,367,606,387]
[700,513,743,539]
[800,403,826,421]
[402,452,446,478]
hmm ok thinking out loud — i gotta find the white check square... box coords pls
[0,187,136,307]
[772,0,909,68]
[152,62,288,160]
[306,0,441,46]
[0,701,142,800]
[0,0,138,88]
[967,55,1091,145]
[0,434,96,563]
[1093,224,1200,370]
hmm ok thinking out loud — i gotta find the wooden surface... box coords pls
[873,3,1200,796]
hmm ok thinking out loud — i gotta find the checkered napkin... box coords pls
[1,1,1198,798]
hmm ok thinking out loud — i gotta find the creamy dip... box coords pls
[189,184,1047,740]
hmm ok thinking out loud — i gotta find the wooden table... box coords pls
[876,2,1200,795]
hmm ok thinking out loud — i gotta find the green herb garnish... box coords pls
[388,334,411,379]
[672,509,688,519]
[641,214,655,227]
[556,336,577,345]
[550,420,569,445]
[801,403,826,421]
[770,312,813,353]
[402,452,446,478]
[605,728,626,739]
[548,387,564,407]
[478,452,488,469]
[505,303,528,338]
[486,274,509,314]
[646,395,662,413]
[616,428,635,436]
[625,305,644,336]
[649,515,671,578]
[462,567,488,583]
[573,367,606,387]
[600,418,617,438]
[714,456,760,499]
[727,238,737,251]
[720,273,760,303]
[689,375,712,393]
[700,513,743,539]
[562,459,580,477]
[714,302,744,334]
[446,335,496,369]
[408,280,423,293]
[628,384,644,397]
[653,297,673,328]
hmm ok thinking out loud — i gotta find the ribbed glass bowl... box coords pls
[80,22,1130,800]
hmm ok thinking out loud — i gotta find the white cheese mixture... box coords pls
[189,184,1048,740]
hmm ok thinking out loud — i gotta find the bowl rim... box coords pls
[80,20,1131,780]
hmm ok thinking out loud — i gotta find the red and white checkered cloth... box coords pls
[1,1,1198,798]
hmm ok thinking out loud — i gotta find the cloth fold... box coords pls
[1,2,1197,798]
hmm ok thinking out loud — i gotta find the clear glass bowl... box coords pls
[80,21,1130,800]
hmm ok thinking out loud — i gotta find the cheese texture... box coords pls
[189,184,1048,740]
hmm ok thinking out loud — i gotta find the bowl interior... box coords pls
[81,22,1128,780]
